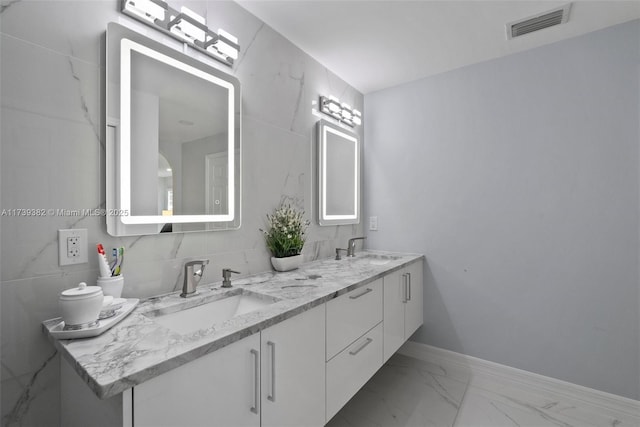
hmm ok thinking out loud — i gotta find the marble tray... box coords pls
[43,298,139,340]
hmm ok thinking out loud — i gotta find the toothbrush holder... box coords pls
[97,275,124,298]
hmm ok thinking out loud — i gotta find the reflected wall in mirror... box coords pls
[317,119,360,226]
[106,23,241,236]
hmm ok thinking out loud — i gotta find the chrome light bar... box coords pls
[319,95,362,127]
[121,0,240,67]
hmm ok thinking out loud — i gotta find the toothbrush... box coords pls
[110,248,118,276]
[96,244,111,278]
[114,247,124,276]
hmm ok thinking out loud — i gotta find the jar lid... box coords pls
[60,282,103,300]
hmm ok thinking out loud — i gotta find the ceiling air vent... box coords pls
[506,3,572,39]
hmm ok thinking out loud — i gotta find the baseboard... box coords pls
[398,341,640,418]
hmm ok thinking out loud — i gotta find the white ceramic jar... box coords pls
[59,282,104,328]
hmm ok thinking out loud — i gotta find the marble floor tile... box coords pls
[328,353,639,427]
[455,385,598,427]
[327,353,468,427]
[465,374,640,427]
[389,349,472,386]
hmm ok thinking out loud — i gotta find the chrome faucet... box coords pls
[221,268,241,288]
[335,248,348,260]
[347,236,366,257]
[181,260,210,297]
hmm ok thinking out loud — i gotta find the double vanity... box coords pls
[50,251,423,426]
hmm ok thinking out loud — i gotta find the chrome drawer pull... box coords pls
[349,337,373,356]
[250,349,259,414]
[402,274,408,303]
[407,272,412,301]
[349,288,373,300]
[267,341,276,402]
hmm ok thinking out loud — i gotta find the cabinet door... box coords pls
[404,260,424,338]
[261,304,326,427]
[134,333,260,427]
[383,269,406,362]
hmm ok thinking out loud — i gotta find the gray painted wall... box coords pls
[364,20,640,399]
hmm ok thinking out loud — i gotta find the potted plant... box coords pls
[261,203,310,271]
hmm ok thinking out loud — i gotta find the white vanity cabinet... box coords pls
[134,333,261,427]
[383,260,424,362]
[61,334,261,427]
[326,278,383,360]
[136,304,325,427]
[261,304,325,427]
[61,359,133,427]
[404,261,424,338]
[326,323,383,421]
[325,279,384,421]
[59,256,424,427]
[62,305,325,427]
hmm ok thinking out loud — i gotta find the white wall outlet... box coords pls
[58,229,88,266]
[369,216,378,231]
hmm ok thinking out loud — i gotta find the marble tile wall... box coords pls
[0,1,364,424]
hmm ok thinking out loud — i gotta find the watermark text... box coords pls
[1,208,129,217]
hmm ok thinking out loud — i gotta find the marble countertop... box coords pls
[44,250,423,399]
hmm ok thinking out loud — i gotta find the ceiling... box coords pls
[236,0,640,94]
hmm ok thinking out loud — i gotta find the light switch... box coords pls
[369,216,378,231]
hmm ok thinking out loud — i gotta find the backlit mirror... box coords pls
[317,119,360,226]
[106,23,241,235]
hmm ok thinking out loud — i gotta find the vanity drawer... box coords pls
[326,278,383,360]
[326,322,383,422]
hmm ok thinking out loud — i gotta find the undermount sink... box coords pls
[145,289,280,334]
[351,254,401,266]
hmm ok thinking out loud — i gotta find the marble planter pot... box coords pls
[271,254,303,272]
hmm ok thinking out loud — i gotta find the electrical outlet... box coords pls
[67,236,80,258]
[59,229,88,266]
[369,216,378,231]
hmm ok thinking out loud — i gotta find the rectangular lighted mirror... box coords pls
[317,119,360,226]
[106,23,241,235]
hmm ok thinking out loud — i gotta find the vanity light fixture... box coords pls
[319,95,361,127]
[120,0,240,67]
[169,6,207,43]
[211,29,239,60]
[123,0,167,23]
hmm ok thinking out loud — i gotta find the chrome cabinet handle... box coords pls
[349,337,373,356]
[407,272,412,301]
[267,341,276,402]
[402,273,408,303]
[250,349,259,414]
[349,287,373,300]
